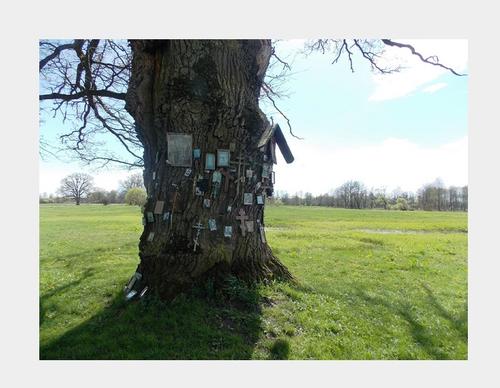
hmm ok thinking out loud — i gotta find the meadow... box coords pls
[39,204,467,359]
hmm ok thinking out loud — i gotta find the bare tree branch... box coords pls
[262,82,303,140]
[39,42,75,71]
[381,39,467,76]
[39,90,127,101]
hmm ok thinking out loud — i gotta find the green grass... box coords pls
[39,204,467,359]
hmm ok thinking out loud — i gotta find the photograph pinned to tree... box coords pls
[217,149,230,167]
[166,133,192,167]
[205,153,215,170]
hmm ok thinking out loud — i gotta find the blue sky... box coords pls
[39,39,468,195]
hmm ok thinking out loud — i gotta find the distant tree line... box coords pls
[273,179,468,212]
[39,172,147,206]
[42,174,467,212]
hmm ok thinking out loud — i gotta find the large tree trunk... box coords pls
[125,40,292,300]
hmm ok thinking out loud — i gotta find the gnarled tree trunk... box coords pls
[125,40,292,300]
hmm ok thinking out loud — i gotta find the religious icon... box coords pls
[244,192,253,205]
[217,149,230,167]
[205,153,216,170]
[147,232,155,242]
[246,169,253,179]
[203,198,211,208]
[193,148,201,159]
[146,211,154,223]
[224,226,233,238]
[125,289,138,301]
[196,178,209,195]
[256,195,264,205]
[125,272,142,293]
[246,220,254,233]
[163,212,170,222]
[154,200,165,214]
[227,206,232,213]
[262,163,271,179]
[166,132,192,167]
[208,218,217,231]
[229,142,236,152]
[184,168,192,177]
[212,170,222,183]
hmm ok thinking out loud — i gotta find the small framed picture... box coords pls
[146,211,154,223]
[163,212,170,222]
[245,220,254,233]
[154,200,165,214]
[212,170,222,183]
[203,198,211,208]
[147,232,155,242]
[271,171,276,184]
[256,195,264,205]
[244,193,253,205]
[262,163,271,179]
[217,149,230,167]
[224,226,232,238]
[208,218,217,231]
[205,153,216,170]
[193,148,201,159]
[166,132,192,167]
[246,169,253,178]
[196,178,208,196]
[184,168,192,177]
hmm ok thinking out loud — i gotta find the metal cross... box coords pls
[230,153,246,198]
[192,221,205,252]
[235,208,249,237]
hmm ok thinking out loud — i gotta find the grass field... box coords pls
[39,204,467,360]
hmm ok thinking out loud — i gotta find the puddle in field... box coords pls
[356,228,467,235]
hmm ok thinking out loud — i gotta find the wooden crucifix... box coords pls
[192,221,205,252]
[170,183,179,228]
[235,208,249,237]
[218,168,234,193]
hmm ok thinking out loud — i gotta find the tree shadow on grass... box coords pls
[40,279,266,360]
[354,286,467,360]
[421,283,468,342]
[39,268,95,327]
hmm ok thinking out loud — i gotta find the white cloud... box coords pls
[369,39,468,101]
[274,136,468,195]
[40,137,468,197]
[422,82,447,93]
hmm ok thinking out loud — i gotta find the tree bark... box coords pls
[125,40,292,300]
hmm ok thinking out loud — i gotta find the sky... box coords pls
[39,39,468,196]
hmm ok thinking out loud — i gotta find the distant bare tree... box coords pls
[118,172,144,193]
[58,173,94,205]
